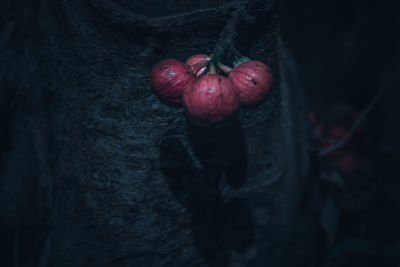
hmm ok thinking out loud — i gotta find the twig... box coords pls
[318,71,399,157]
[211,0,256,62]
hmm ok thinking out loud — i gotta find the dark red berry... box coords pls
[229,60,274,105]
[185,54,212,77]
[150,59,194,104]
[183,74,240,126]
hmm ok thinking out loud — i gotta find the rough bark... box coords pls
[1,0,314,266]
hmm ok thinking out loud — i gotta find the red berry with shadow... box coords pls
[149,59,194,104]
[228,60,274,105]
[183,74,240,126]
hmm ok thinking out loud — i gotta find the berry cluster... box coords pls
[149,54,274,126]
[310,111,365,176]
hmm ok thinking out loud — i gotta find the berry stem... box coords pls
[199,50,222,77]
[209,46,223,65]
[217,62,232,74]
[209,64,217,74]
[233,56,251,67]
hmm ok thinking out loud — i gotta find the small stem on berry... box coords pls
[208,46,224,65]
[233,56,251,67]
[217,62,232,74]
[209,64,217,74]
[199,48,224,77]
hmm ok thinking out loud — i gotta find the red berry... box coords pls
[337,152,359,176]
[185,54,212,77]
[229,60,274,105]
[149,59,194,104]
[328,125,348,140]
[183,74,240,126]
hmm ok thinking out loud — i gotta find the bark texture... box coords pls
[1,0,314,266]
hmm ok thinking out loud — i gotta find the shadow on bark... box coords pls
[159,118,254,266]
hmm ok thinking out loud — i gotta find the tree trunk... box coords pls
[1,0,315,266]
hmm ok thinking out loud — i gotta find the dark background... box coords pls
[281,0,400,266]
[1,0,400,266]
